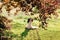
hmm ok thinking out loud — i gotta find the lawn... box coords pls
[6,14,60,40]
[1,9,60,40]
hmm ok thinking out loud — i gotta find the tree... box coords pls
[1,0,58,29]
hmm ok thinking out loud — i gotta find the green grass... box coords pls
[1,8,60,40]
[6,15,60,40]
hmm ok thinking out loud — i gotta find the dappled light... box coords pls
[0,0,60,40]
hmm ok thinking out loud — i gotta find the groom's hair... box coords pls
[27,18,33,23]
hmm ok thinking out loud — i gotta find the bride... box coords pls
[26,18,38,29]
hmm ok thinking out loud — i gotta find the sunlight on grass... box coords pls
[1,8,60,40]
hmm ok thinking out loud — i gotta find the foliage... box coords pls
[32,6,39,13]
[0,0,60,40]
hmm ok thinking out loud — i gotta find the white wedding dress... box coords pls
[26,22,38,29]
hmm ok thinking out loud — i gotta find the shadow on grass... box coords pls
[20,28,30,40]
[20,28,41,40]
[36,29,41,40]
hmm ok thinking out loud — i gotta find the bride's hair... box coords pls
[27,18,33,23]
